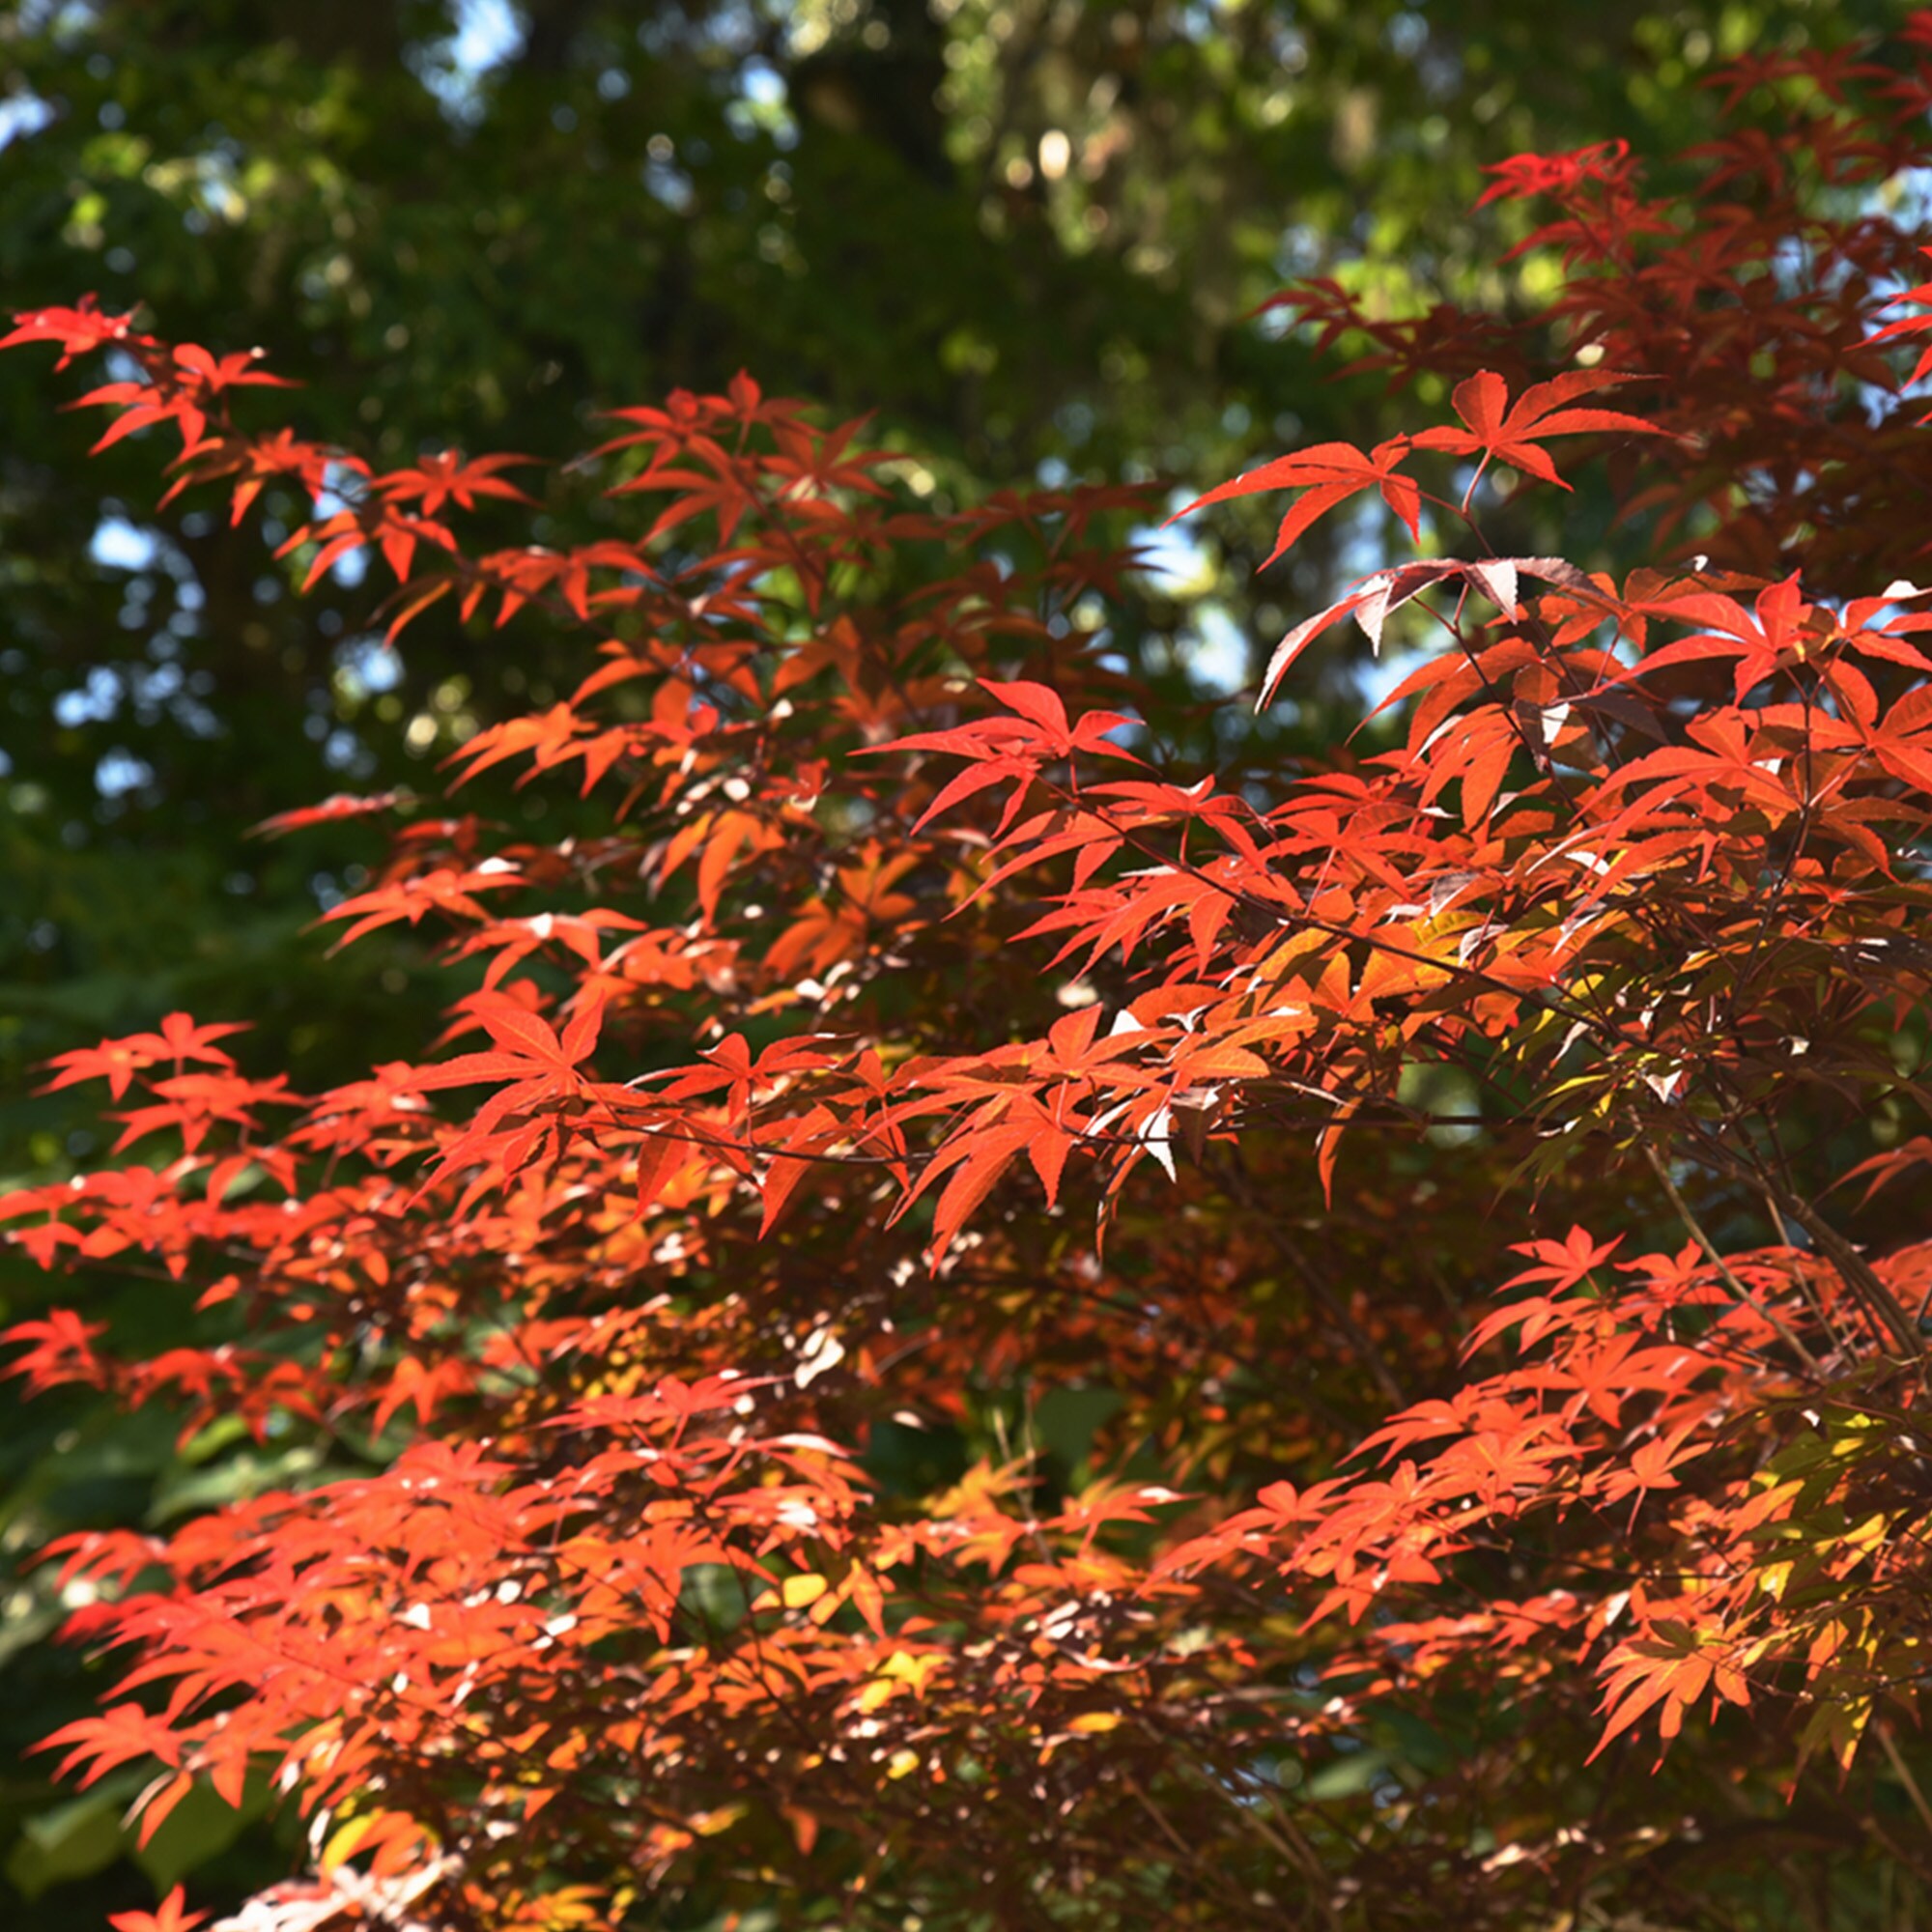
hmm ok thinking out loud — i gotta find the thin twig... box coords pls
[1642,1142,1820,1373]
[1880,1721,1932,1840]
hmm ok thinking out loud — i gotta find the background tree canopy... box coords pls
[0,0,1904,1918]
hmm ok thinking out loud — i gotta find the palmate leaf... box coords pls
[1258,555,1601,705]
[1412,368,1663,502]
[109,1886,208,1932]
[1168,437,1420,568]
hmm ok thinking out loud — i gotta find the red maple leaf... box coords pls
[1412,369,1662,503]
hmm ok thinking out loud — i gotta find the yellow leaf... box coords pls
[1797,1690,1872,1773]
[319,1808,424,1876]
[1845,1511,1890,1552]
[781,1573,828,1609]
[533,1887,611,1928]
[880,1648,942,1692]
[320,1813,377,1875]
[1066,1711,1122,1734]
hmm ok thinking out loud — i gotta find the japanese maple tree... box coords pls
[13,15,1932,1931]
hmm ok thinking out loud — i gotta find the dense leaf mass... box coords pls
[14,17,1932,1932]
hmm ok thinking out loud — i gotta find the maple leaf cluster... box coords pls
[12,17,1932,1930]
